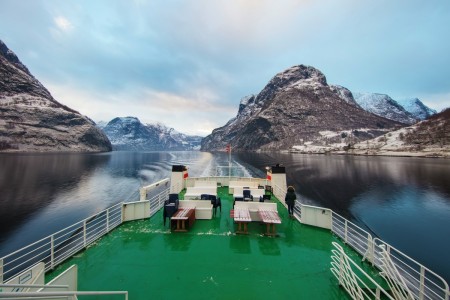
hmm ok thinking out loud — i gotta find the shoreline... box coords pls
[287,149,449,159]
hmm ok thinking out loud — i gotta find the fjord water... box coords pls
[0,151,449,283]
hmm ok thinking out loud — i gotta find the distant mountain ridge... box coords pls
[353,92,419,125]
[396,98,437,120]
[0,39,111,152]
[201,65,403,151]
[100,117,202,151]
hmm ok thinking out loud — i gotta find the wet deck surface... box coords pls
[47,187,381,299]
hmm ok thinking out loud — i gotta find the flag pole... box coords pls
[227,144,231,179]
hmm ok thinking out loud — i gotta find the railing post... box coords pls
[139,187,146,201]
[375,287,380,300]
[344,220,348,243]
[339,249,344,286]
[50,235,55,270]
[0,257,3,284]
[419,266,425,300]
[364,235,374,265]
[106,208,110,232]
[83,220,87,248]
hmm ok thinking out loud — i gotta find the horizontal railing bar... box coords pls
[4,252,49,276]
[374,238,449,293]
[3,240,51,268]
[2,203,123,262]
[333,214,372,239]
[0,284,68,288]
[327,208,449,300]
[0,291,128,298]
[54,236,83,253]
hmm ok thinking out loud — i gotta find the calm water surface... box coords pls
[0,151,449,283]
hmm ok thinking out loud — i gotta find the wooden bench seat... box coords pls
[232,202,281,236]
[258,210,281,236]
[231,208,251,234]
[171,208,195,232]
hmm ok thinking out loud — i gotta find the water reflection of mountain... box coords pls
[0,153,111,249]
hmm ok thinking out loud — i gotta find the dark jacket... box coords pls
[285,190,297,205]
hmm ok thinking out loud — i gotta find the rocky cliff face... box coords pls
[201,65,403,151]
[0,40,112,152]
[100,117,202,151]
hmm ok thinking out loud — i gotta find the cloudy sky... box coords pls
[1,0,449,135]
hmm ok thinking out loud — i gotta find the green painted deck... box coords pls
[46,187,383,300]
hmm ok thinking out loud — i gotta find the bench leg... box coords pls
[236,222,249,234]
[265,223,277,236]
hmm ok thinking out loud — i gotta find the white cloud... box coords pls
[54,16,73,32]
[45,81,236,136]
[3,0,450,134]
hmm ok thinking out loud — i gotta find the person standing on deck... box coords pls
[285,186,296,218]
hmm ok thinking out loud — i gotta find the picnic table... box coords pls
[230,208,251,234]
[258,210,281,236]
[171,208,195,232]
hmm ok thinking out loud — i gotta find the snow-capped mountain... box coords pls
[100,117,202,151]
[353,92,418,125]
[0,39,111,152]
[396,98,437,120]
[96,120,108,129]
[201,65,403,151]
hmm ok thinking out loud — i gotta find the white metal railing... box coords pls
[325,210,449,300]
[0,283,68,289]
[378,245,416,300]
[1,181,172,284]
[331,212,373,260]
[0,202,123,283]
[331,242,395,300]
[149,187,170,217]
[271,182,285,202]
[373,239,449,300]
[140,178,170,201]
[0,290,128,299]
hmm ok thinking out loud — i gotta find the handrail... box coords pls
[331,212,373,261]
[0,290,128,299]
[140,178,170,201]
[330,241,395,300]
[378,245,416,300]
[0,203,123,282]
[0,181,172,283]
[293,204,450,300]
[0,284,68,289]
[373,238,449,300]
